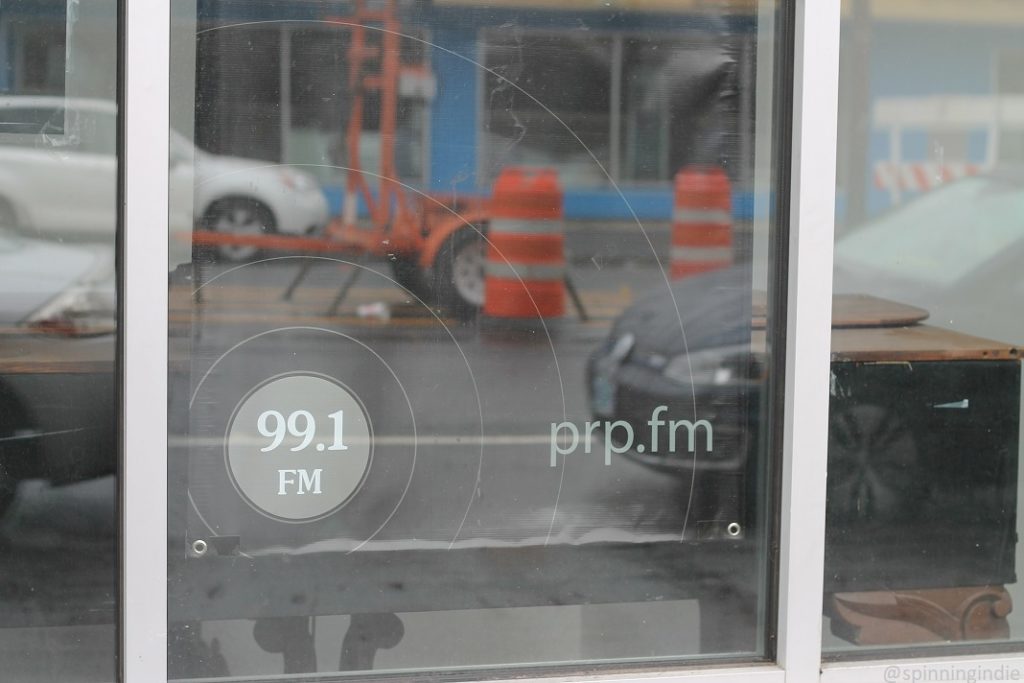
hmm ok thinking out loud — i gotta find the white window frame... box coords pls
[123,0,170,678]
[120,1,1024,681]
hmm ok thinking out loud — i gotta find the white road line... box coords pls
[170,434,590,447]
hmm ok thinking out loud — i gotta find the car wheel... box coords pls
[433,226,486,321]
[203,197,276,263]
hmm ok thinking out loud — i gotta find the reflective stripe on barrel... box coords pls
[671,166,733,279]
[484,168,565,319]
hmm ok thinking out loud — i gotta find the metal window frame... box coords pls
[125,0,1024,681]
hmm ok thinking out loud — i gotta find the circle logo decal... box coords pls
[226,373,373,522]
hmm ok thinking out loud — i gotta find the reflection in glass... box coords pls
[827,1,1024,654]
[169,0,782,678]
[482,33,612,187]
[0,0,118,680]
[620,35,743,183]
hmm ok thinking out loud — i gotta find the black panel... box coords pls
[824,360,1020,592]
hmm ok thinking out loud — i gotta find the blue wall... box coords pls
[421,6,758,221]
[428,24,480,194]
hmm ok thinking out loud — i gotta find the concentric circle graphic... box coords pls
[225,372,373,523]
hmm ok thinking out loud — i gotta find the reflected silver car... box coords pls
[0,96,330,265]
[0,232,114,335]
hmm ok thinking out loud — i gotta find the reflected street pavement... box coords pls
[0,253,762,679]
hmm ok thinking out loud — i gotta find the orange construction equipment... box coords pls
[318,0,492,306]
[188,0,492,317]
[186,0,588,321]
[483,168,566,319]
[670,166,734,279]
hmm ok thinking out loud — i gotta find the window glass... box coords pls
[834,176,1024,287]
[996,51,1024,165]
[0,0,118,681]
[195,23,427,186]
[620,35,744,183]
[826,1,1024,656]
[482,32,612,187]
[2,0,67,98]
[0,106,65,137]
[169,0,785,678]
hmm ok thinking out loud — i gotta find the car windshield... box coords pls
[835,176,1024,287]
[0,233,25,252]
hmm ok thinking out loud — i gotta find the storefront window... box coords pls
[195,21,427,187]
[1,0,67,98]
[167,0,785,678]
[825,0,1024,655]
[0,0,118,680]
[480,29,750,189]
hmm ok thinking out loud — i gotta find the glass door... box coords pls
[0,0,119,680]
[161,0,790,678]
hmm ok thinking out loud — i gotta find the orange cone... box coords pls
[484,167,565,319]
[671,167,733,279]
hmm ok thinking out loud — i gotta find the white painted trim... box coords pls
[115,0,847,681]
[280,24,292,163]
[123,0,170,680]
[775,1,840,683]
[823,653,1024,683]
[485,262,565,279]
[671,209,733,224]
[490,217,565,235]
[185,666,785,683]
[874,95,1024,128]
[609,32,623,182]
[400,667,786,683]
[670,246,734,262]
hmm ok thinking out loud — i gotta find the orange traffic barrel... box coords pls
[484,167,565,319]
[671,167,733,279]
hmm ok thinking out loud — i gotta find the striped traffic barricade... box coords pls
[484,167,566,319]
[671,166,734,279]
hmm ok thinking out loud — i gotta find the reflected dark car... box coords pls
[587,173,1024,591]
[585,266,761,540]
[587,266,759,470]
[0,335,115,511]
[0,232,116,514]
[589,171,1024,472]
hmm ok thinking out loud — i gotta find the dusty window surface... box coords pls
[0,0,118,681]
[167,0,783,678]
[482,32,613,186]
[826,1,1024,656]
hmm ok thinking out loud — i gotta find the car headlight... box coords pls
[27,277,116,337]
[278,168,318,192]
[663,344,756,386]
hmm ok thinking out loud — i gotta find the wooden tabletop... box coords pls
[748,293,1018,362]
[1,295,1019,375]
[830,324,1020,362]
[753,293,930,329]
